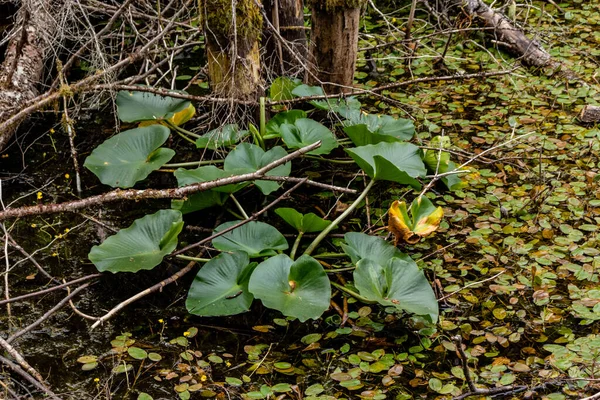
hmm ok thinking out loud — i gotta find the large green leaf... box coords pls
[174,165,247,194]
[84,125,175,188]
[186,252,257,316]
[344,124,406,146]
[341,110,414,142]
[116,89,190,123]
[212,221,288,257]
[224,143,290,195]
[342,232,411,266]
[279,119,339,155]
[171,191,227,214]
[354,257,439,322]
[269,77,302,100]
[275,208,332,233]
[248,254,331,322]
[345,142,426,188]
[265,110,307,137]
[195,124,250,150]
[88,210,183,273]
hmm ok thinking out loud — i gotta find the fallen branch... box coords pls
[0,355,59,400]
[0,274,101,306]
[0,142,331,221]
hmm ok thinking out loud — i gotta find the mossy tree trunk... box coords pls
[263,0,307,77]
[203,0,263,100]
[306,0,365,94]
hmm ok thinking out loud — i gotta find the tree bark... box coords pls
[204,0,263,100]
[579,105,600,123]
[0,0,55,152]
[263,0,307,77]
[307,0,365,94]
[459,0,578,80]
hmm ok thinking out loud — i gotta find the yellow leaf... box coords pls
[387,197,443,246]
[138,103,196,128]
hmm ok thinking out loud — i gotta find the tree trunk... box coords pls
[263,0,307,77]
[204,0,263,101]
[459,0,578,80]
[0,0,54,151]
[579,105,600,123]
[307,0,365,94]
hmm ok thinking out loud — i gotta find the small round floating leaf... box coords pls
[248,254,331,322]
[88,210,183,273]
[212,221,288,258]
[113,363,133,374]
[148,352,162,362]
[279,119,339,155]
[84,125,175,188]
[77,355,97,364]
[224,143,291,195]
[138,393,153,400]
[226,377,243,386]
[186,251,256,317]
[81,362,98,371]
[116,89,190,122]
[128,347,148,360]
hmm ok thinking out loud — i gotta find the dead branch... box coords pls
[0,274,101,306]
[0,336,46,388]
[0,355,59,400]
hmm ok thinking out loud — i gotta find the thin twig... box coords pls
[0,355,59,399]
[438,270,505,301]
[0,274,101,306]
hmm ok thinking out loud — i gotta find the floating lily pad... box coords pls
[186,252,257,316]
[342,232,411,267]
[387,196,444,245]
[195,124,249,150]
[341,110,414,142]
[345,142,426,188]
[174,165,248,194]
[354,257,439,322]
[265,110,307,137]
[88,210,183,273]
[248,254,331,322]
[275,208,332,233]
[279,119,339,155]
[171,190,227,214]
[212,221,288,257]
[84,125,175,188]
[116,89,191,123]
[139,103,196,128]
[224,143,291,195]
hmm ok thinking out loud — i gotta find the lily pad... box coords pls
[88,209,183,273]
[195,124,249,150]
[116,89,191,123]
[354,257,439,322]
[174,165,248,194]
[275,208,332,233]
[171,191,227,214]
[341,110,415,142]
[422,136,464,190]
[279,119,339,155]
[84,125,175,188]
[387,196,444,245]
[248,254,331,322]
[139,103,196,128]
[186,251,257,316]
[341,232,411,267]
[212,221,288,257]
[265,110,307,137]
[224,143,291,195]
[345,142,426,188]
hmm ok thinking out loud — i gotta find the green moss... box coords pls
[203,0,262,52]
[306,0,367,11]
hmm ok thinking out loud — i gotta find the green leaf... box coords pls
[171,191,228,214]
[341,110,414,142]
[224,143,291,195]
[138,393,153,400]
[195,124,249,150]
[186,252,257,316]
[275,208,332,233]
[342,232,410,267]
[88,210,183,273]
[422,136,464,190]
[116,88,190,122]
[128,347,148,360]
[212,221,288,257]
[84,125,175,188]
[388,196,444,245]
[269,77,302,100]
[343,124,403,146]
[353,257,439,322]
[248,254,331,322]
[279,119,339,155]
[174,165,248,194]
[345,142,426,188]
[265,110,307,137]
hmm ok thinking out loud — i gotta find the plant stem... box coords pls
[330,281,371,303]
[230,194,249,219]
[306,155,356,164]
[325,267,356,273]
[304,179,375,255]
[166,121,202,139]
[175,255,211,263]
[290,231,304,260]
[175,130,197,145]
[163,159,224,168]
[260,97,266,136]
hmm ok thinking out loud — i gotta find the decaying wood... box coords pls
[460,0,578,80]
[579,105,600,123]
[0,0,55,151]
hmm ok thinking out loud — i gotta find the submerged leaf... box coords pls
[88,210,183,273]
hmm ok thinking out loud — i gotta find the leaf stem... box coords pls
[305,155,356,164]
[166,121,202,139]
[304,179,376,255]
[174,255,211,263]
[290,231,304,260]
[175,130,197,145]
[325,266,356,273]
[230,194,249,219]
[259,97,266,136]
[330,281,371,303]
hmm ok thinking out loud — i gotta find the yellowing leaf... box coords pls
[139,103,196,128]
[387,196,443,245]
